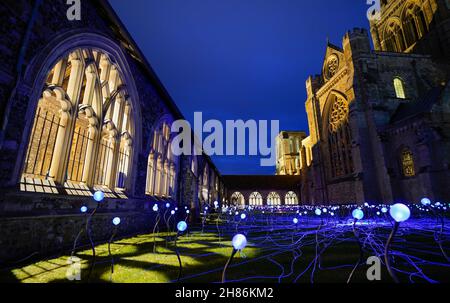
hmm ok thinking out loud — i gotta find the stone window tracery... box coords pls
[249,192,263,206]
[327,94,354,179]
[146,122,178,197]
[231,192,245,206]
[285,191,298,205]
[22,49,134,193]
[267,192,281,206]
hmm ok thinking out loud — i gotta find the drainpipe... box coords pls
[0,0,43,150]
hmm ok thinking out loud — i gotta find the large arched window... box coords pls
[394,77,406,99]
[402,3,428,47]
[146,121,178,197]
[22,49,134,193]
[231,192,245,206]
[384,21,406,52]
[401,148,415,177]
[249,192,263,206]
[326,93,354,179]
[267,192,281,206]
[285,191,299,205]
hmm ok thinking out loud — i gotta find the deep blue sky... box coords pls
[108,0,370,175]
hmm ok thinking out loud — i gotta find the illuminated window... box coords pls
[401,149,415,177]
[285,191,299,205]
[22,49,134,194]
[146,122,178,197]
[394,78,406,99]
[267,192,281,206]
[231,192,245,206]
[249,192,263,206]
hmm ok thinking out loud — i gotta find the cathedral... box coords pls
[0,0,449,262]
[284,0,450,204]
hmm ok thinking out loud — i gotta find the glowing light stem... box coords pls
[86,205,98,281]
[428,206,449,262]
[221,248,238,283]
[216,213,222,246]
[166,214,173,248]
[384,221,400,283]
[71,211,88,258]
[347,219,364,283]
[108,226,118,282]
[174,231,183,282]
[153,211,161,253]
[163,208,169,230]
[201,213,206,234]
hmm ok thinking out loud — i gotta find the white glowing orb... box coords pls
[389,203,411,223]
[232,234,247,250]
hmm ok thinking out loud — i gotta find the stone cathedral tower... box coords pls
[296,0,450,204]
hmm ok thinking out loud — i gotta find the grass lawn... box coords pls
[1,221,449,283]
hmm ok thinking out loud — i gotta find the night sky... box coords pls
[108,0,370,175]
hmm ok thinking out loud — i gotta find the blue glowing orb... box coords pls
[421,198,431,206]
[352,209,364,220]
[240,213,246,220]
[235,211,239,216]
[177,221,187,232]
[214,201,219,206]
[153,204,158,212]
[315,209,322,216]
[232,234,247,250]
[377,211,381,216]
[175,207,178,211]
[112,217,121,226]
[170,210,175,215]
[390,203,411,223]
[93,191,104,202]
[80,206,88,213]
[186,210,190,214]
[322,208,327,213]
[381,207,388,213]
[205,207,208,210]
[330,212,335,216]
[165,203,170,208]
[293,218,299,224]
[435,202,442,207]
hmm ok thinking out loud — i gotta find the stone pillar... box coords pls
[47,87,73,182]
[51,58,68,86]
[82,65,96,106]
[81,121,98,185]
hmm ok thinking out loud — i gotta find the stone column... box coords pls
[51,58,68,86]
[81,121,98,185]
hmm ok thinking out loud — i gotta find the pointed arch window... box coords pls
[21,49,134,194]
[231,192,245,206]
[146,121,178,197]
[326,94,354,179]
[285,191,299,205]
[249,192,263,206]
[267,192,281,206]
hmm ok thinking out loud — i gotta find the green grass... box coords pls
[1,226,448,283]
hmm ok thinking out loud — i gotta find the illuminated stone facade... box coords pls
[275,131,307,176]
[295,0,450,204]
[0,0,223,261]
